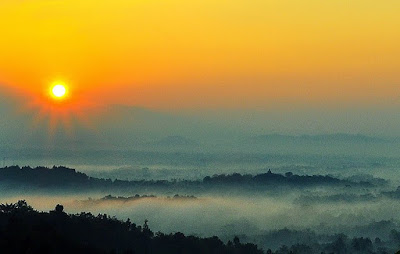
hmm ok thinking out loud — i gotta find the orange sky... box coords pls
[0,0,400,110]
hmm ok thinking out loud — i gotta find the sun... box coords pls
[51,84,67,98]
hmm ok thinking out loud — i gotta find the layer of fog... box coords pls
[2,192,400,242]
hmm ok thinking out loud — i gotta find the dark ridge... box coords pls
[0,166,373,193]
[0,200,262,254]
[1,201,399,253]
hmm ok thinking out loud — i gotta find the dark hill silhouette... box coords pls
[0,200,262,254]
[0,166,374,194]
[1,201,399,254]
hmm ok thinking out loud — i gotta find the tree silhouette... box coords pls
[55,204,64,213]
[0,201,263,254]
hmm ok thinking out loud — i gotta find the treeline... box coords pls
[251,226,400,254]
[264,233,400,254]
[0,166,373,193]
[202,170,371,187]
[85,194,197,203]
[0,201,261,254]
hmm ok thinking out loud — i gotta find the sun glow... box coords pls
[51,84,67,99]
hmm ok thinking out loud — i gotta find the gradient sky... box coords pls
[1,0,399,111]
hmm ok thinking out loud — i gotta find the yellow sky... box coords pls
[0,0,399,110]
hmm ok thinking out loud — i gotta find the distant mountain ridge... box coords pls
[250,133,388,143]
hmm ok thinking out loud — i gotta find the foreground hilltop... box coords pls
[2,201,400,254]
[0,200,262,254]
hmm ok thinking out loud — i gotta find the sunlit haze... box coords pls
[0,0,399,111]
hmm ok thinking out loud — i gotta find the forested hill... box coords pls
[2,201,400,254]
[0,200,262,254]
[0,166,373,193]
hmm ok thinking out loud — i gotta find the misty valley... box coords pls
[1,152,400,254]
[2,96,400,253]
